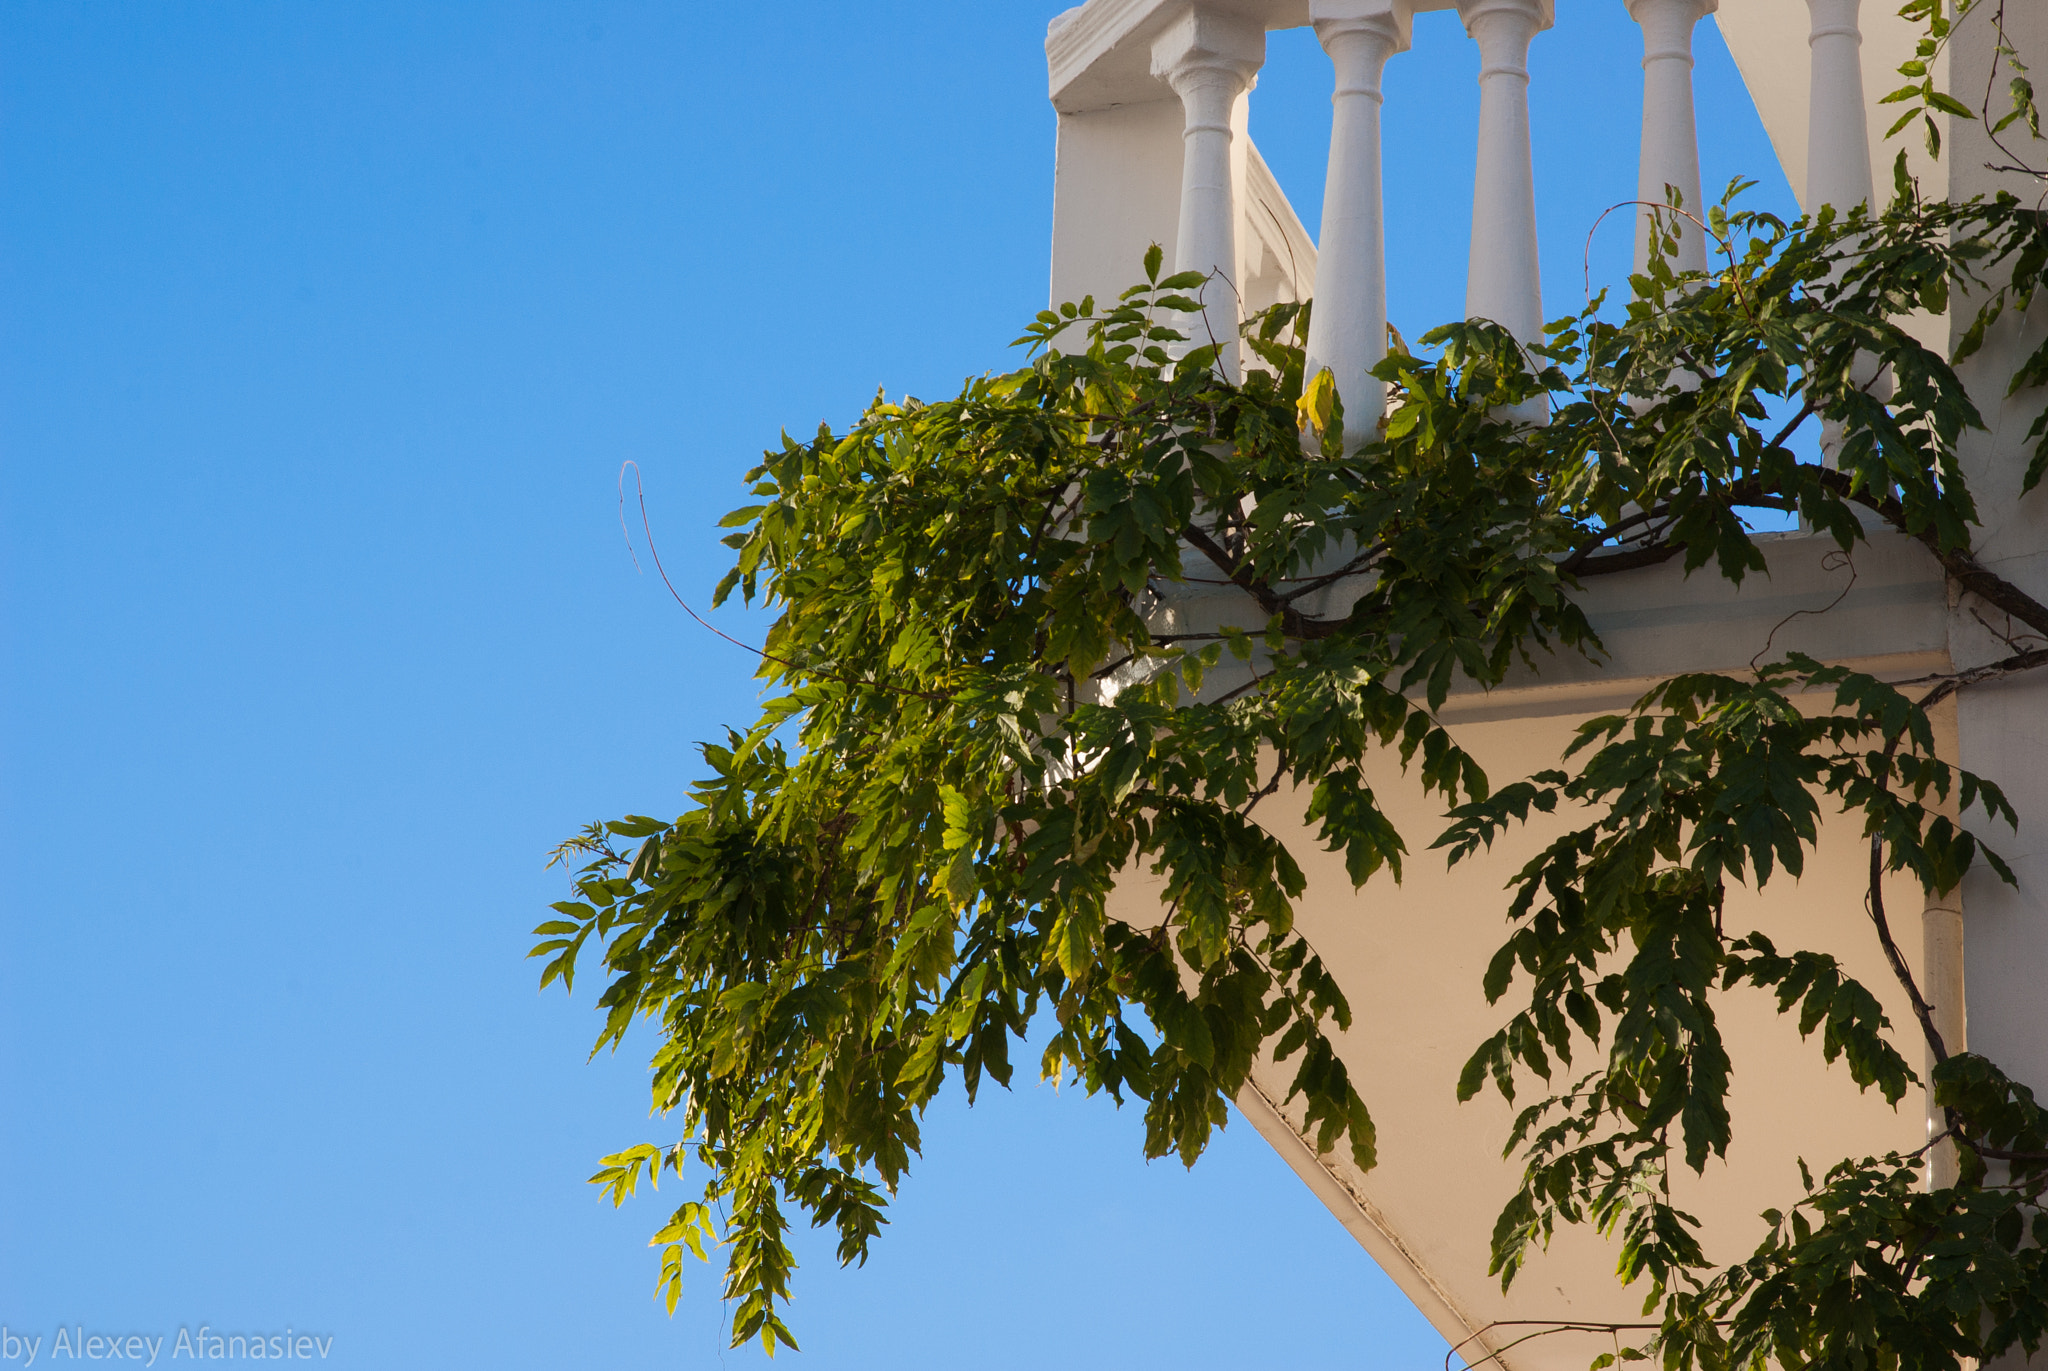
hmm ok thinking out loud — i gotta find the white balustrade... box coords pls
[1051,0,1889,442]
[1152,9,1267,381]
[1627,0,1715,278]
[1304,0,1411,443]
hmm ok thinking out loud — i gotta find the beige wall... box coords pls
[1112,528,1963,1371]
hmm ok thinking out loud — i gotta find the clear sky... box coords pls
[0,4,1797,1368]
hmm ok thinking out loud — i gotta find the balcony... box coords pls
[1042,5,2045,1370]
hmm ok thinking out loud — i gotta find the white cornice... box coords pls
[1047,0,1461,113]
[1048,0,1315,113]
[1046,0,1181,112]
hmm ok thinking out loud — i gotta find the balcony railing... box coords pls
[1047,0,1886,434]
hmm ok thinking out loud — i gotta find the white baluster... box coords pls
[1627,0,1715,279]
[1152,9,1266,381]
[1305,0,1411,444]
[1457,0,1551,423]
[1922,891,1966,1191]
[1805,0,1874,216]
[1804,0,1883,472]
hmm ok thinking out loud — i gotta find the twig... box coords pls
[1911,646,2048,712]
[1445,1321,1670,1371]
[1752,550,1857,670]
[1972,0,2046,194]
[617,461,949,705]
[1179,521,1339,641]
[1558,505,1676,574]
[1239,753,1288,817]
[1967,605,2046,654]
[1865,826,1949,1065]
[1275,541,1390,604]
[1763,399,1820,455]
[1582,198,1756,321]
[1570,541,1686,576]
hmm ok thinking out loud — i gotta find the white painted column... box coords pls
[1457,0,1552,351]
[1805,0,1874,216]
[1805,0,1884,469]
[1923,890,1967,1190]
[1152,9,1266,381]
[1626,0,1715,278]
[1305,0,1411,443]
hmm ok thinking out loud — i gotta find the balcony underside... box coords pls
[1106,532,1955,1371]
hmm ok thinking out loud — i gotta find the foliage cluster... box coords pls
[536,171,2048,1365]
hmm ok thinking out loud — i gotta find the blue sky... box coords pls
[0,4,1797,1368]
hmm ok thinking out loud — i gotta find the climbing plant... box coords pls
[535,12,2048,1358]
[1885,0,2040,179]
